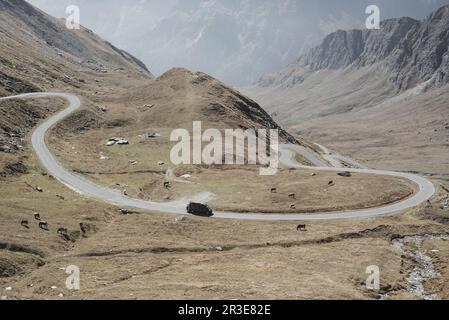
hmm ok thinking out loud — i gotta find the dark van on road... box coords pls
[337,171,352,177]
[186,202,214,217]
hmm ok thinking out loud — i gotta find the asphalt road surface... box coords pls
[0,92,436,221]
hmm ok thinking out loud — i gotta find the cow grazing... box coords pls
[39,221,49,231]
[57,227,68,235]
[21,219,29,228]
[57,228,70,241]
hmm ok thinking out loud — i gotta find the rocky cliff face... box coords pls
[261,5,449,91]
[0,71,39,96]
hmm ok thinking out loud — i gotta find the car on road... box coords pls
[337,171,352,177]
[186,202,214,217]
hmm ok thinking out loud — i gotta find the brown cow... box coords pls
[39,221,49,231]
[21,219,29,228]
[58,228,70,241]
[79,223,87,234]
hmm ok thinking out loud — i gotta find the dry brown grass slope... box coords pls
[0,0,151,97]
[243,4,449,181]
[114,68,300,144]
[0,0,153,177]
[244,65,449,182]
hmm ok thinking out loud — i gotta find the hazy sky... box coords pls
[27,0,449,85]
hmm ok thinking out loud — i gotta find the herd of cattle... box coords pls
[20,212,90,241]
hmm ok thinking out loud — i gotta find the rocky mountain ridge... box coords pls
[260,4,449,91]
[0,0,151,97]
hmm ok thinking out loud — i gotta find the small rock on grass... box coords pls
[175,216,187,223]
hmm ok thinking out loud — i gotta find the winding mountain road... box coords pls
[0,92,436,221]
